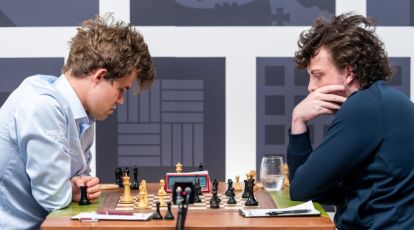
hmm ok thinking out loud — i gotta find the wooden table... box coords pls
[41,183,334,230]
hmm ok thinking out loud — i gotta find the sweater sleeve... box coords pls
[287,91,383,204]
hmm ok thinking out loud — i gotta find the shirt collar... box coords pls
[53,74,90,124]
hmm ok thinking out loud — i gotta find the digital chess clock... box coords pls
[165,171,211,193]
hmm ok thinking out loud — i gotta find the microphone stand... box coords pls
[176,188,191,230]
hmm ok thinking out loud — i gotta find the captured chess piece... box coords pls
[164,201,174,220]
[176,162,183,173]
[124,167,130,177]
[198,162,204,171]
[234,175,243,192]
[79,186,90,205]
[152,201,163,220]
[131,165,139,190]
[193,177,202,203]
[115,167,123,188]
[195,176,202,196]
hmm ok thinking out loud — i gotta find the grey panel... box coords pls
[265,65,285,86]
[139,90,150,122]
[162,124,172,166]
[131,0,334,26]
[172,124,182,164]
[128,90,139,122]
[118,124,160,134]
[183,124,193,166]
[118,156,160,166]
[0,58,63,92]
[118,146,161,156]
[162,91,204,101]
[0,0,99,27]
[150,80,161,122]
[265,125,285,145]
[367,0,411,26]
[162,113,203,123]
[265,95,285,115]
[162,79,203,89]
[162,102,204,112]
[118,135,160,145]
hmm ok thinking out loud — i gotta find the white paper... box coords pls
[71,212,153,221]
[239,201,320,217]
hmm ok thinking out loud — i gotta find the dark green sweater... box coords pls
[288,81,414,229]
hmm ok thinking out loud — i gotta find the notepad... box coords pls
[71,212,153,221]
[239,201,320,217]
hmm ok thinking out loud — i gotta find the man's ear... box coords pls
[344,66,354,85]
[91,68,107,84]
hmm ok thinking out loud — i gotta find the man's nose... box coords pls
[307,78,316,93]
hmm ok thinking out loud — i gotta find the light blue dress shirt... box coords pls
[0,75,95,230]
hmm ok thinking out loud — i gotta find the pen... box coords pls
[79,217,99,222]
[97,210,134,216]
[265,209,311,216]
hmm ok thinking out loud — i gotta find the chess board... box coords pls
[114,193,261,211]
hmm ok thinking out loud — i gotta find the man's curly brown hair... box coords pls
[63,14,155,92]
[295,13,393,89]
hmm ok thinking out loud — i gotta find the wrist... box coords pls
[291,117,307,134]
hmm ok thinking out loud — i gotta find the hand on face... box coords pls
[71,176,101,203]
[291,84,347,134]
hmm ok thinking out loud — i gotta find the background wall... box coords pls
[0,0,413,183]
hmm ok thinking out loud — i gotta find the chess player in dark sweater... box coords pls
[287,13,414,229]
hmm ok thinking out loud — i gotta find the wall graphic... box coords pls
[131,0,334,26]
[96,57,225,182]
[0,0,98,27]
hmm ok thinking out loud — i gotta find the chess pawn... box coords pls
[158,192,167,207]
[152,201,163,220]
[176,162,183,173]
[158,179,167,196]
[120,173,133,203]
[137,184,148,209]
[234,175,243,192]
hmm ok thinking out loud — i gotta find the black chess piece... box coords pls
[227,187,237,204]
[195,176,202,195]
[198,162,204,171]
[225,179,233,197]
[194,177,202,203]
[152,201,163,220]
[131,165,139,190]
[213,179,219,191]
[115,167,123,187]
[124,167,129,176]
[78,186,90,205]
[244,180,259,206]
[242,179,249,198]
[164,201,174,220]
[209,190,220,208]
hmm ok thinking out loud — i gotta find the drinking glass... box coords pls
[260,156,284,191]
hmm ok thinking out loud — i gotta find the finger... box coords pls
[84,176,99,187]
[317,84,346,94]
[88,190,102,200]
[87,184,101,194]
[71,176,85,187]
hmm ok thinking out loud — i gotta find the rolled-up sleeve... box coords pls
[14,94,72,211]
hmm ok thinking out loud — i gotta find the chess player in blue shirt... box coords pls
[288,13,414,229]
[0,15,155,229]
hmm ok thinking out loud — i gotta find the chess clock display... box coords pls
[165,171,211,193]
